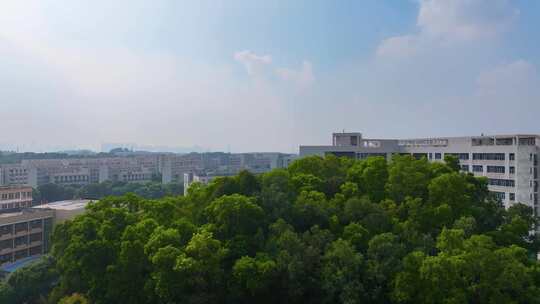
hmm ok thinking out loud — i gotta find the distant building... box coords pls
[300,132,540,212]
[163,152,296,184]
[183,172,224,195]
[0,186,33,211]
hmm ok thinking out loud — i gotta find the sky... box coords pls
[1,0,539,153]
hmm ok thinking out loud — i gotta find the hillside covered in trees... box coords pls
[4,155,540,303]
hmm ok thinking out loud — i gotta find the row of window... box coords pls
[465,165,515,174]
[0,245,43,265]
[488,178,515,187]
[473,153,506,161]
[54,175,89,182]
[428,152,517,161]
[492,192,516,201]
[0,201,32,210]
[0,191,32,201]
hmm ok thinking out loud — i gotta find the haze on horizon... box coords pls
[1,0,540,154]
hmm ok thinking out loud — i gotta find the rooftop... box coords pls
[33,199,93,211]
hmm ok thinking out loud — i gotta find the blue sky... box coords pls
[1,0,539,152]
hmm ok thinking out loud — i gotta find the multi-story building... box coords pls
[162,152,296,183]
[0,155,160,188]
[300,132,539,212]
[0,208,54,267]
[0,186,33,211]
[0,164,29,186]
[0,199,91,270]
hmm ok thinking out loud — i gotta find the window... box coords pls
[14,235,28,247]
[487,166,505,173]
[446,153,469,160]
[0,239,13,250]
[509,193,515,201]
[435,153,442,160]
[509,166,515,174]
[488,179,515,187]
[357,153,386,160]
[493,192,506,201]
[0,225,12,237]
[461,165,470,172]
[29,233,42,243]
[29,245,42,256]
[509,153,515,161]
[473,153,505,160]
[473,165,483,173]
[519,137,536,146]
[14,222,28,233]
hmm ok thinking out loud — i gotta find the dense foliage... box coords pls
[44,155,540,303]
[34,180,182,203]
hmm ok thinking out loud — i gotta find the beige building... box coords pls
[33,200,91,224]
[0,208,54,266]
[0,186,33,211]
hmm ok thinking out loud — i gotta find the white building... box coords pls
[300,132,539,212]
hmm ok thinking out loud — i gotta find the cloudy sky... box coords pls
[1,0,539,153]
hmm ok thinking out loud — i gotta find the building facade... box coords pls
[162,152,296,184]
[0,186,33,211]
[0,208,54,266]
[300,132,539,212]
[0,199,91,269]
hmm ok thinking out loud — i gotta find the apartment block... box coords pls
[300,132,539,212]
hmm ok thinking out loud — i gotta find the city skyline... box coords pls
[2,0,540,153]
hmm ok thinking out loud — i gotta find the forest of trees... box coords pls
[2,155,540,303]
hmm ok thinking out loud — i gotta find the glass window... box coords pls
[473,165,483,172]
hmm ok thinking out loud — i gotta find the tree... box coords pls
[347,156,388,202]
[46,156,540,303]
[386,155,431,203]
[321,239,365,304]
[0,256,57,304]
[204,194,265,239]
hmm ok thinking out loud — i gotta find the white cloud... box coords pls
[234,50,314,88]
[476,60,539,98]
[376,35,420,58]
[275,61,314,87]
[234,50,272,76]
[418,0,519,40]
[377,0,519,58]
